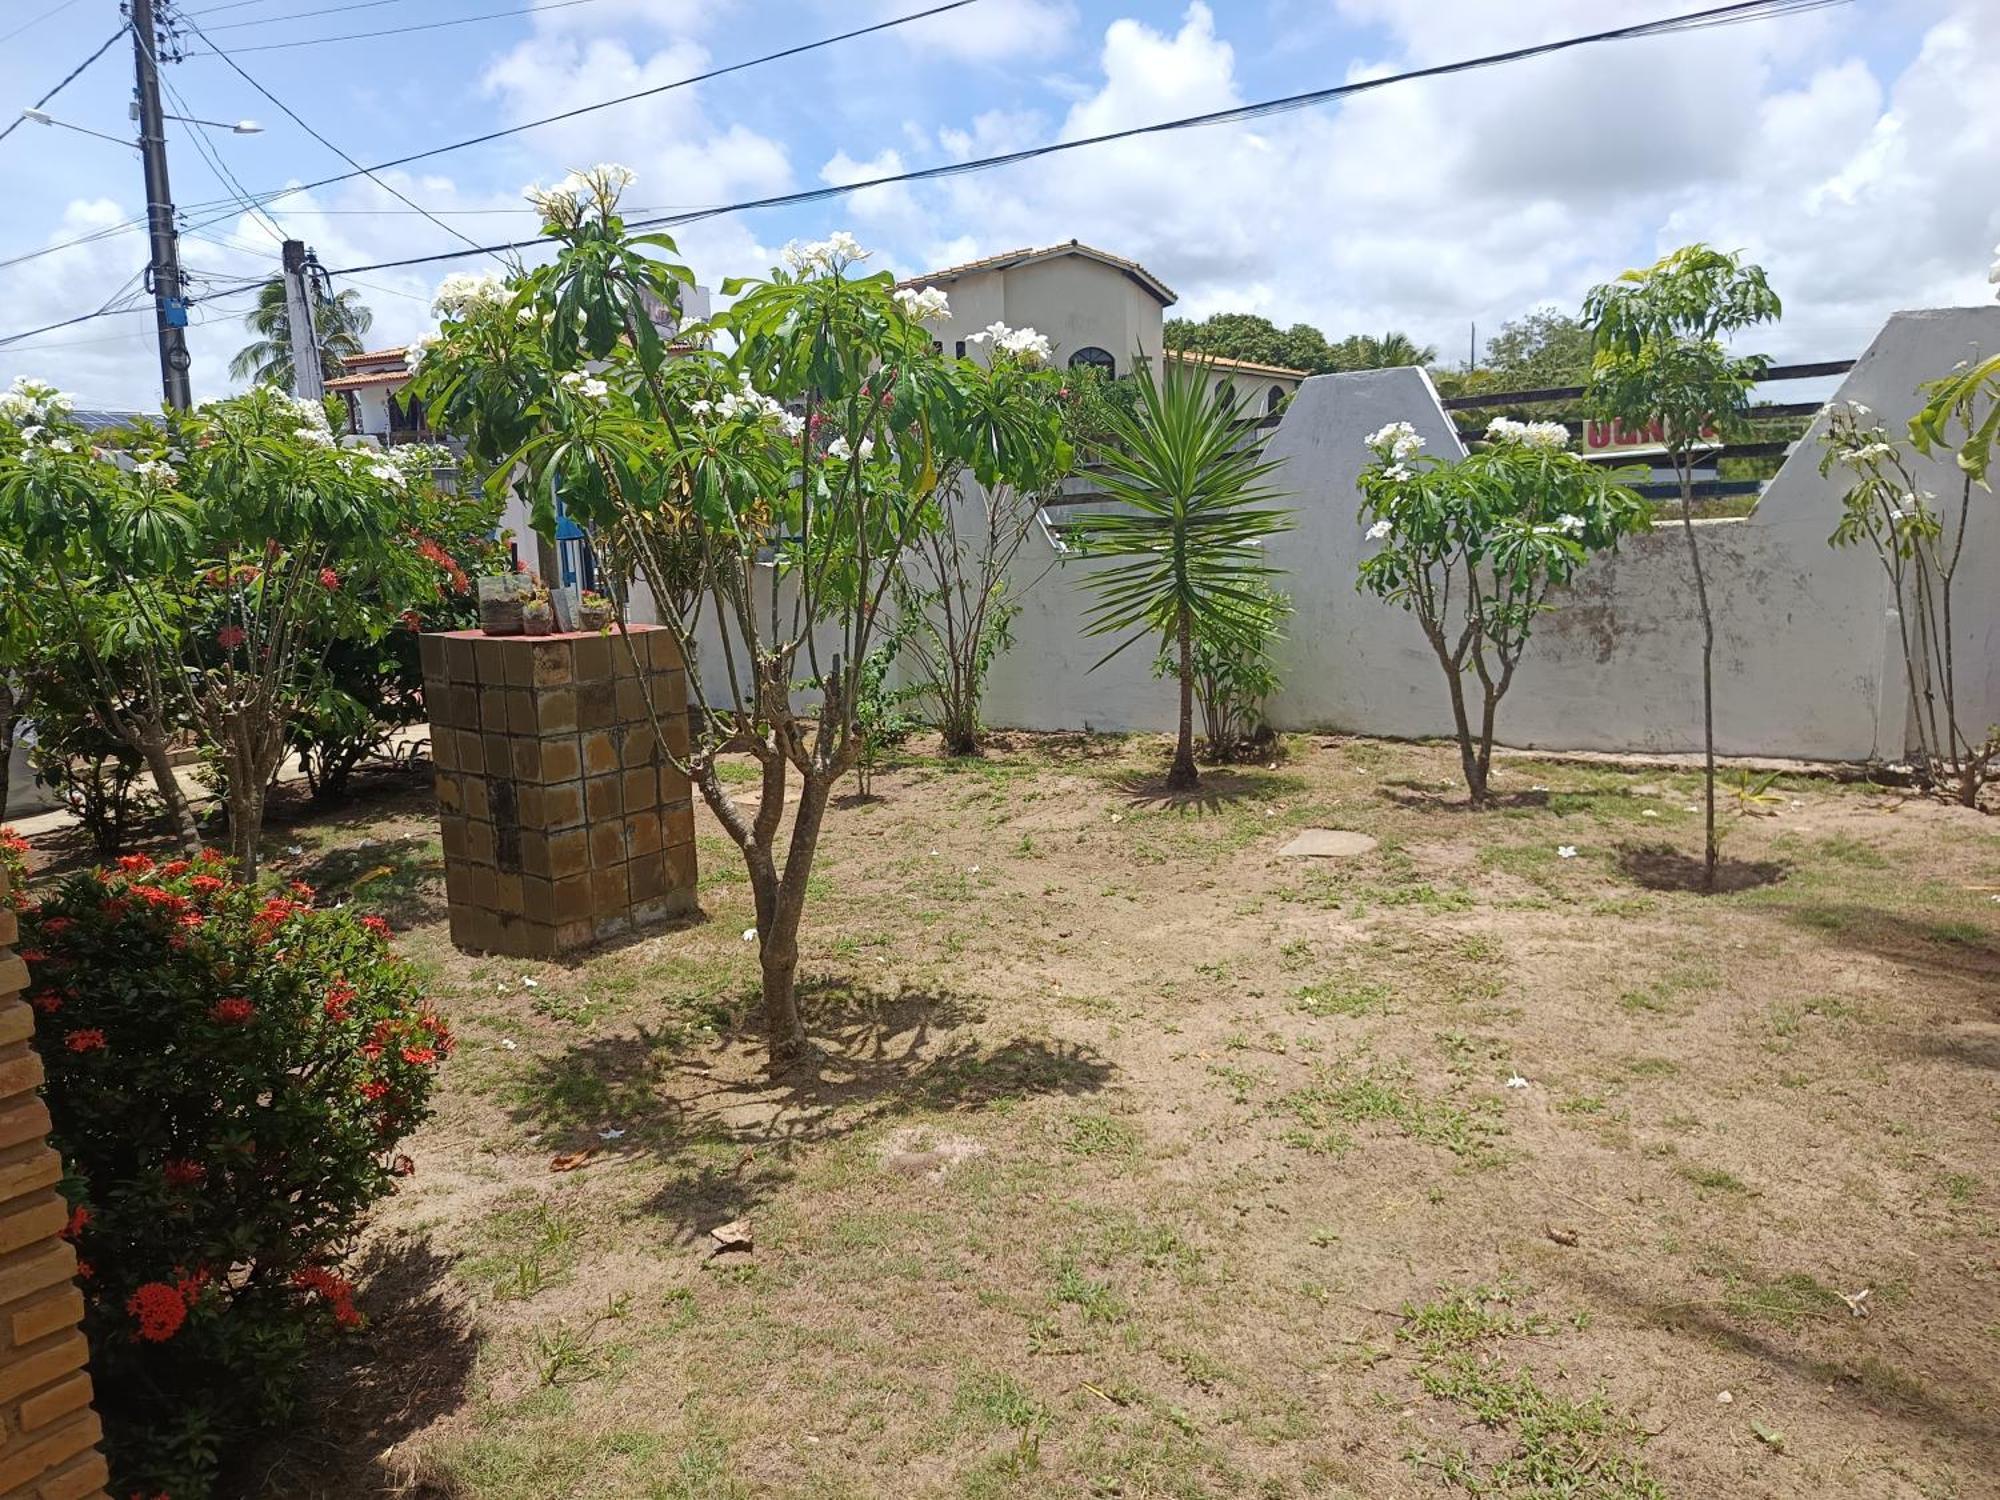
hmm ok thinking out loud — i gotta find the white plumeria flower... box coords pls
[0,376,75,427]
[1383,462,1412,483]
[1641,809,1659,818]
[1505,1075,1530,1090]
[498,1038,518,1050]
[1487,416,1570,450]
[964,320,1051,366]
[742,927,758,942]
[1364,421,1424,461]
[431,271,508,322]
[1365,519,1393,541]
[893,285,951,323]
[559,370,610,403]
[598,1127,626,1141]
[1556,845,1578,859]
[1554,513,1585,536]
[133,458,178,487]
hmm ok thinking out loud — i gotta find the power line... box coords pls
[158,67,290,243]
[181,0,604,54]
[0,276,265,349]
[200,0,488,33]
[0,0,86,46]
[170,0,980,219]
[325,0,1853,279]
[0,25,132,147]
[174,11,507,264]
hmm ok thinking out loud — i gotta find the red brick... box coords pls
[531,639,575,687]
[584,774,623,824]
[588,819,625,871]
[572,634,613,683]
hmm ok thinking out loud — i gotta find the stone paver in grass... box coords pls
[1277,828,1379,858]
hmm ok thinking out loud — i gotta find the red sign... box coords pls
[1582,417,1719,453]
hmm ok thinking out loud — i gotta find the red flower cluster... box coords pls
[29,989,63,1015]
[412,534,470,595]
[38,915,73,935]
[323,981,356,1022]
[61,1204,90,1241]
[290,1265,361,1329]
[251,894,305,940]
[215,624,247,650]
[318,567,341,591]
[189,873,225,897]
[209,998,254,1025]
[159,860,190,878]
[360,915,392,938]
[65,1029,107,1053]
[116,854,154,874]
[127,1281,187,1343]
[0,829,29,856]
[162,1159,207,1188]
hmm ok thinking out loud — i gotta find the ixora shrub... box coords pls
[414,168,1065,1070]
[18,853,447,1497]
[1357,418,1650,803]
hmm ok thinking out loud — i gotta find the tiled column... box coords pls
[421,625,699,958]
[0,869,110,1500]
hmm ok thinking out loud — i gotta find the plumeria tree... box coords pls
[1068,358,1290,792]
[1357,418,1650,803]
[414,168,1064,1069]
[0,380,449,876]
[896,319,1072,756]
[1821,391,1996,805]
[1583,245,1780,890]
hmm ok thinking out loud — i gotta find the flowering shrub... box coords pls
[20,853,449,1497]
[0,825,26,906]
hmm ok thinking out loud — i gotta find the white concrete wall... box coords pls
[972,305,2000,763]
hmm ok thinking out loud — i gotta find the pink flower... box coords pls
[318,567,341,591]
[216,625,247,650]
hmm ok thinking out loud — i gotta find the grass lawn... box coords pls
[35,732,2000,1499]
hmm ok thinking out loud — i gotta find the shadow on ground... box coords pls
[1615,841,1787,893]
[506,976,1113,1245]
[1115,768,1290,813]
[1375,778,1552,813]
[240,1233,479,1499]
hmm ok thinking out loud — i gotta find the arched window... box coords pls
[1216,380,1236,412]
[1068,346,1115,376]
[1266,384,1287,415]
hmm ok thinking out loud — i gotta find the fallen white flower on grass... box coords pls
[499,1039,518,1051]
[1557,845,1578,859]
[1641,809,1659,818]
[1505,1075,1530,1090]
[599,1128,626,1141]
[742,927,757,942]
[521,976,539,989]
[1716,1391,1734,1405]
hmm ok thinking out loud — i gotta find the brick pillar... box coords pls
[421,624,699,958]
[0,870,110,1499]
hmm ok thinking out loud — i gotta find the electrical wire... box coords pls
[327,0,1855,278]
[180,0,605,54]
[0,0,1854,346]
[0,25,132,147]
[158,69,290,244]
[0,0,87,46]
[174,11,508,264]
[200,0,492,33]
[170,0,980,219]
[0,276,265,348]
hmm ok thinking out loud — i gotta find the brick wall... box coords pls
[0,868,109,1499]
[422,625,699,958]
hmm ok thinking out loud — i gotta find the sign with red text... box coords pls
[1581,416,1720,455]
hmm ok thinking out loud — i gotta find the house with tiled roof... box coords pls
[896,240,1303,417]
[327,347,430,444]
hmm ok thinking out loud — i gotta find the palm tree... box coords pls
[1332,330,1438,371]
[1068,359,1291,791]
[229,279,373,389]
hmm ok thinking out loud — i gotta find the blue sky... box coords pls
[2,0,1994,408]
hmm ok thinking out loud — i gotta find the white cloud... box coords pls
[820,147,919,221]
[882,0,1075,63]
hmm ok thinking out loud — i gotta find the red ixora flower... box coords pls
[399,1045,438,1067]
[210,997,254,1024]
[319,566,341,591]
[162,1159,207,1188]
[323,981,356,1022]
[18,949,48,964]
[0,829,28,855]
[288,880,315,902]
[291,1265,361,1328]
[216,624,247,650]
[359,1079,389,1101]
[189,873,226,896]
[127,1281,188,1342]
[160,859,190,877]
[38,916,74,936]
[360,915,392,938]
[64,1029,106,1053]
[61,1204,90,1241]
[28,990,62,1015]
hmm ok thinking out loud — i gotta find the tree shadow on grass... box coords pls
[1115,768,1286,814]
[238,1233,480,1499]
[1615,841,1786,893]
[505,976,1113,1246]
[295,832,448,928]
[1375,778,1551,814]
[1552,1257,2000,1460]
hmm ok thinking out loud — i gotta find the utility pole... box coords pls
[281,240,325,402]
[130,0,192,409]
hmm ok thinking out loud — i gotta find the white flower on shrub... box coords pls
[385,442,453,477]
[783,230,872,277]
[1486,416,1570,450]
[0,377,74,427]
[558,370,610,403]
[893,285,951,324]
[1383,462,1412,483]
[1365,519,1393,541]
[965,321,1052,366]
[1554,513,1585,536]
[431,271,508,323]
[1364,421,1423,460]
[826,435,874,462]
[132,457,178,487]
[525,163,635,226]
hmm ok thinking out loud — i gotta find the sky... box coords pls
[0,0,1995,411]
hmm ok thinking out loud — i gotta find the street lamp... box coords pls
[16,107,261,143]
[164,113,263,134]
[18,107,136,149]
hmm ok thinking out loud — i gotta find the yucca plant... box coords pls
[1068,358,1290,791]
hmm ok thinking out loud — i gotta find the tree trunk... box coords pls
[1677,485,1718,893]
[228,781,266,882]
[1440,666,1484,805]
[754,773,830,1071]
[0,682,17,827]
[1167,609,1199,792]
[138,732,204,858]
